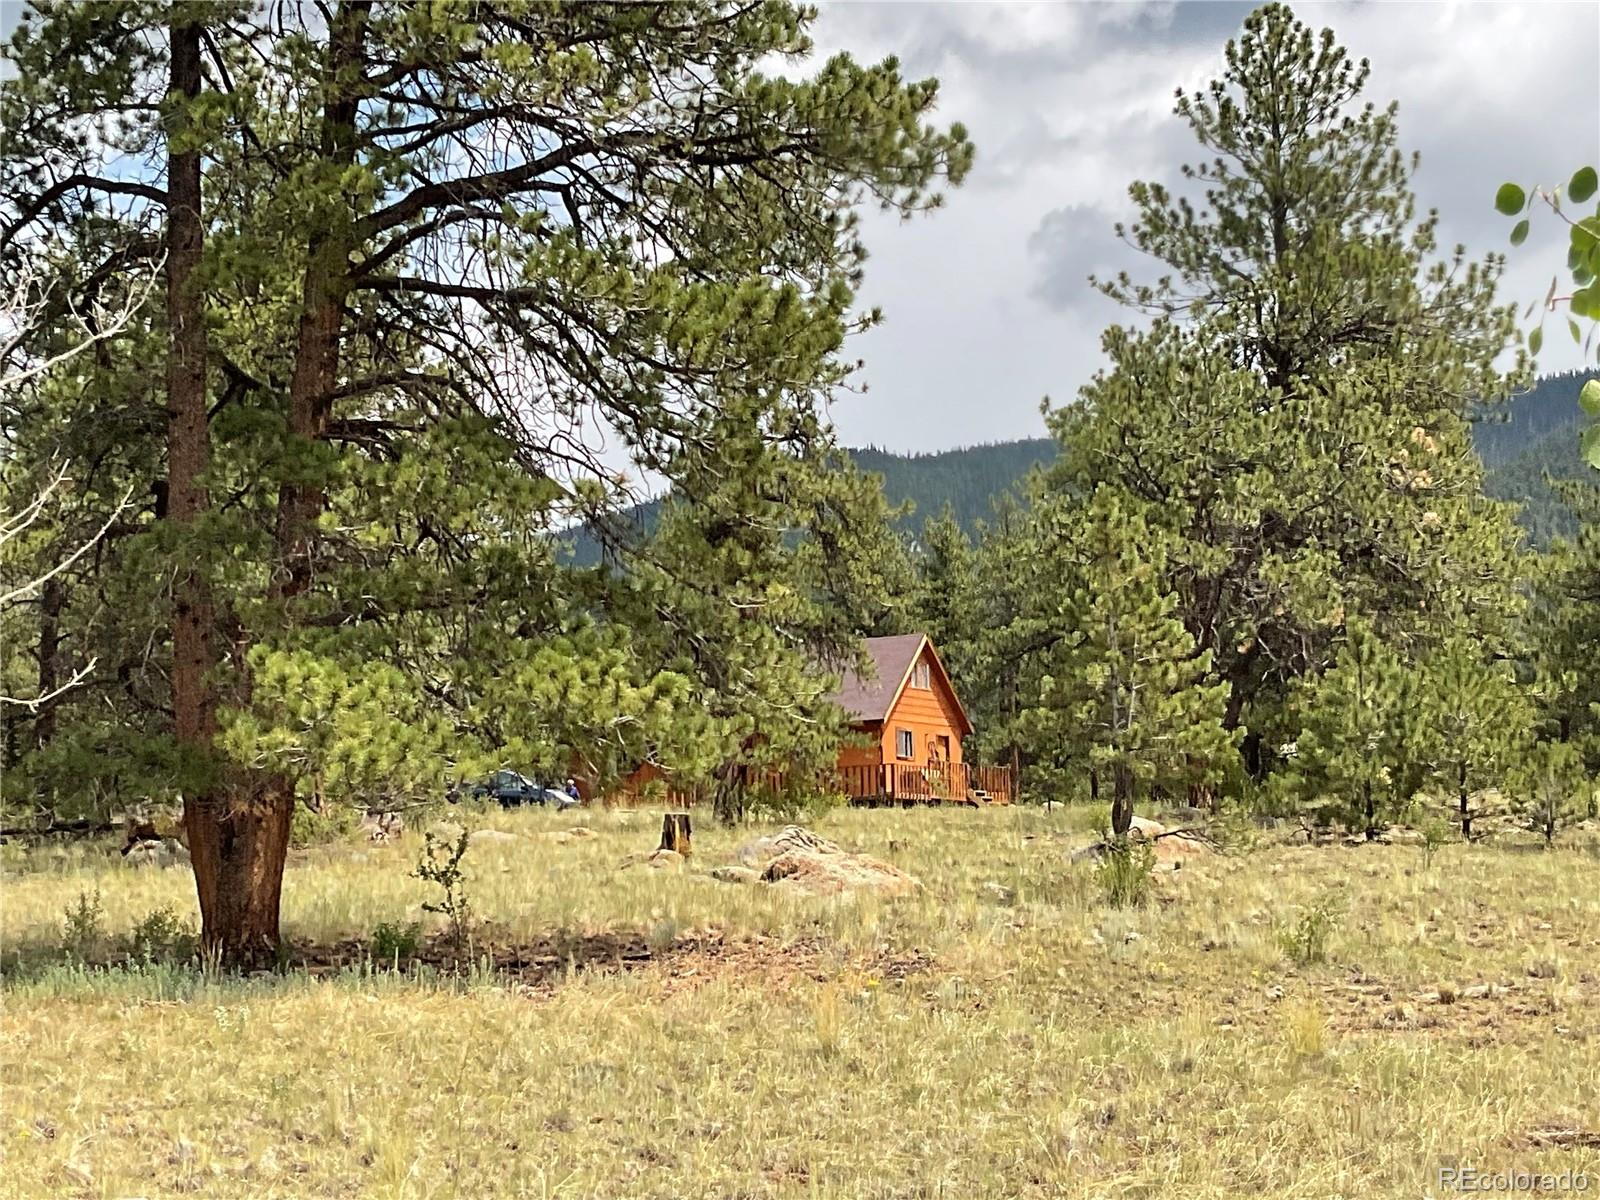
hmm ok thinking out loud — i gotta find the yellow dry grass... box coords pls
[2,805,1598,1199]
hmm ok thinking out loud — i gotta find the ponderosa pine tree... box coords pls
[911,504,978,660]
[950,491,1053,791]
[0,1,971,961]
[1043,2,1527,777]
[1284,621,1420,839]
[1529,482,1600,762]
[1024,489,1236,835]
[621,394,913,823]
[1510,739,1592,846]
[1409,634,1532,840]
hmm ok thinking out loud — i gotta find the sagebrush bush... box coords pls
[128,906,197,965]
[1094,836,1154,907]
[1278,895,1343,966]
[369,920,422,964]
[60,889,105,962]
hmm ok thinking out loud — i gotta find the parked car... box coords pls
[464,770,547,807]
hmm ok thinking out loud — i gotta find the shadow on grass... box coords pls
[1,925,938,998]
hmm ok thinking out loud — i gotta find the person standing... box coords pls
[558,778,582,811]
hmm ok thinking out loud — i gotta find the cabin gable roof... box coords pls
[829,633,973,737]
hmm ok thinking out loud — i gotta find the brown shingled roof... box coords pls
[828,633,930,724]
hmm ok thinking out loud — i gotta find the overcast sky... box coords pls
[815,1,1600,452]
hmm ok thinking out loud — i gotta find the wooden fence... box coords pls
[608,761,1013,809]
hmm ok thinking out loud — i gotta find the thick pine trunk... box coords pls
[186,781,295,968]
[273,0,367,596]
[710,761,745,826]
[184,4,368,966]
[163,16,234,960]
[1110,763,1134,836]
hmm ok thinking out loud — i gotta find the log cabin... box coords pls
[609,633,1012,806]
[830,633,1010,805]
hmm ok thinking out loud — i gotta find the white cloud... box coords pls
[816,1,1600,452]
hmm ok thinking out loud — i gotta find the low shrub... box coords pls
[1278,895,1343,966]
[744,782,845,825]
[1094,836,1154,908]
[414,828,473,955]
[290,801,363,847]
[128,906,197,965]
[370,920,423,965]
[61,888,106,962]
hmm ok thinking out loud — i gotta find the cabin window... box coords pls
[895,728,914,759]
[911,662,931,689]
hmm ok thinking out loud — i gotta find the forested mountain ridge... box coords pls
[569,371,1597,561]
[880,369,1600,542]
[1472,369,1599,468]
[1476,369,1600,542]
[563,438,1059,563]
[848,438,1057,535]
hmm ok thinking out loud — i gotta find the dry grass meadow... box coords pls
[2,803,1598,1199]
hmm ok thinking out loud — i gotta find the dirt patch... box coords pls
[1319,970,1600,1045]
[1508,1127,1600,1152]
[288,928,935,997]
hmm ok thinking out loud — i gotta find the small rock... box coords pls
[123,838,190,869]
[1128,816,1166,840]
[980,881,1015,903]
[620,849,684,871]
[709,865,759,885]
[359,811,404,842]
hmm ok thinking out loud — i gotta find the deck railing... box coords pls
[609,761,1014,808]
[846,761,1014,805]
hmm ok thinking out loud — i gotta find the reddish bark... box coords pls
[162,14,260,960]
[189,2,370,966]
[186,781,297,967]
[272,1,368,603]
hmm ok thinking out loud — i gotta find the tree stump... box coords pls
[659,812,692,856]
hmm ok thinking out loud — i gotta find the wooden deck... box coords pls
[607,762,1014,809]
[837,762,1014,806]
